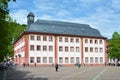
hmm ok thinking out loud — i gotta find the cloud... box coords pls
[9,10,28,24]
[111,0,120,10]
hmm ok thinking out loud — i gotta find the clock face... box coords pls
[29,17,33,20]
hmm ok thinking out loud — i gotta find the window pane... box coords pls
[30,57,34,63]
[90,47,93,52]
[49,57,53,63]
[99,40,103,44]
[85,57,88,63]
[37,35,41,41]
[37,57,41,63]
[70,57,74,63]
[65,57,69,63]
[90,57,93,63]
[59,57,63,63]
[76,38,79,43]
[30,35,34,40]
[65,46,69,52]
[49,46,53,51]
[76,57,79,63]
[59,37,62,42]
[37,45,41,51]
[43,35,47,41]
[49,36,53,41]
[100,48,103,53]
[59,46,63,51]
[100,57,103,63]
[85,47,88,52]
[85,39,88,43]
[95,57,98,63]
[43,45,47,51]
[95,47,98,52]
[65,38,68,42]
[70,38,74,42]
[70,47,74,52]
[43,57,47,63]
[76,47,79,52]
[30,45,34,51]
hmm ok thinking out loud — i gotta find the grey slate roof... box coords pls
[26,19,105,38]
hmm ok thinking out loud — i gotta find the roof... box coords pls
[25,19,105,38]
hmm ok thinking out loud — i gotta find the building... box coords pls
[13,12,107,66]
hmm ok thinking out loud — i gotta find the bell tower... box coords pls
[27,12,35,28]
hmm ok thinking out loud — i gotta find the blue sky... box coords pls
[8,0,120,39]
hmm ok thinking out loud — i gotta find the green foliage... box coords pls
[0,0,26,62]
[108,32,120,60]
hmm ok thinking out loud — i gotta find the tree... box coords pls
[0,0,16,62]
[108,32,120,61]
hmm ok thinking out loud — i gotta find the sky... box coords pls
[8,0,120,39]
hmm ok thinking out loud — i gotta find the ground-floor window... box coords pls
[49,57,53,63]
[70,57,74,63]
[76,57,79,63]
[90,57,93,63]
[95,57,98,63]
[43,57,47,63]
[100,57,103,63]
[65,57,69,63]
[37,57,41,63]
[30,57,34,63]
[85,57,88,63]
[59,57,63,63]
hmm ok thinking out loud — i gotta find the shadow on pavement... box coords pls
[0,67,48,80]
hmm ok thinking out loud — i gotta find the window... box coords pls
[90,39,93,44]
[49,57,53,63]
[70,57,74,63]
[59,37,62,42]
[95,57,99,63]
[95,40,98,44]
[90,47,93,52]
[95,47,98,52]
[65,57,69,63]
[43,45,47,51]
[30,45,34,51]
[70,47,74,52]
[37,35,41,41]
[90,57,93,63]
[95,57,98,63]
[85,57,88,63]
[99,40,103,44]
[85,47,88,52]
[100,57,103,63]
[49,36,53,41]
[70,38,74,42]
[43,35,47,41]
[65,46,69,52]
[49,46,53,51]
[76,47,79,52]
[37,57,41,63]
[43,57,47,63]
[59,57,63,63]
[85,39,88,43]
[30,35,34,40]
[76,38,79,43]
[37,45,41,51]
[100,48,103,53]
[59,46,63,51]
[76,57,79,63]
[65,38,68,42]
[30,57,34,63]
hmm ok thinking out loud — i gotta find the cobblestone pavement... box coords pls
[0,66,120,80]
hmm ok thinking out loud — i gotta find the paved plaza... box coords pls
[0,65,120,80]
